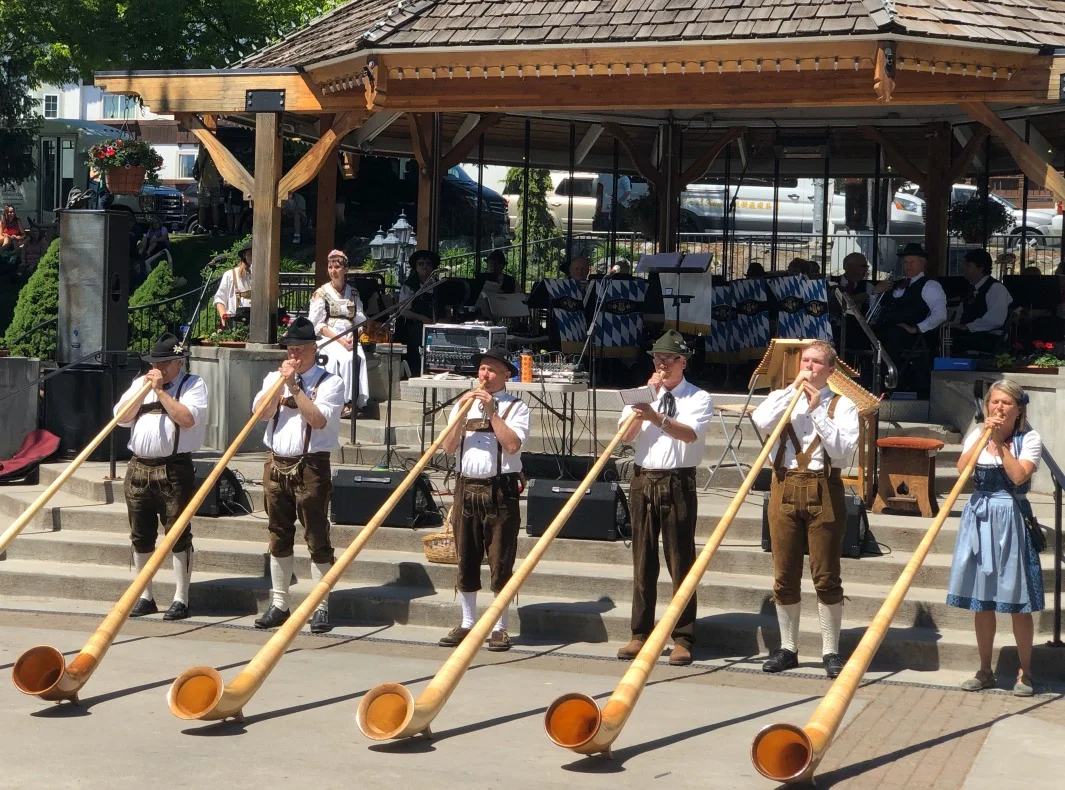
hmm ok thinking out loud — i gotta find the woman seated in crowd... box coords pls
[308,249,369,419]
[2,204,25,254]
[946,379,1044,697]
[137,217,170,268]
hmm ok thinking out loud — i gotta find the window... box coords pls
[102,94,137,120]
[176,153,197,180]
[556,178,596,198]
[43,95,59,119]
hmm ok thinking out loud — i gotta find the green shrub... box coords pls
[3,238,59,358]
[128,260,182,353]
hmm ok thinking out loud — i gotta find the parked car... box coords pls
[901,183,1057,248]
[439,165,510,245]
[1052,201,1062,238]
[504,172,601,233]
[86,181,186,232]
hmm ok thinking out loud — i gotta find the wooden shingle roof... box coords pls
[239,0,1065,70]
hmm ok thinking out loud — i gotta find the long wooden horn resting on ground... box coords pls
[0,380,152,557]
[545,387,805,756]
[11,377,285,705]
[167,390,479,723]
[357,412,641,742]
[750,426,993,784]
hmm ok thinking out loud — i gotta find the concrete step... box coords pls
[0,556,1060,677]
[4,528,1061,638]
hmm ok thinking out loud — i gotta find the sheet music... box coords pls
[616,386,657,406]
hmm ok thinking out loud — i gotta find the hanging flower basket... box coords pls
[106,166,148,196]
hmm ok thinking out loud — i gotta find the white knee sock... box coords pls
[460,590,477,629]
[133,551,154,601]
[270,555,295,610]
[818,601,844,656]
[171,549,192,605]
[311,561,332,614]
[775,602,802,653]
[494,596,508,633]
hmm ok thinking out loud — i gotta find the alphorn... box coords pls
[545,387,805,756]
[750,426,993,784]
[167,390,479,722]
[0,380,152,556]
[11,376,286,704]
[357,412,641,741]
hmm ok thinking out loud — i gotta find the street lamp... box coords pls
[369,227,387,262]
[369,211,418,283]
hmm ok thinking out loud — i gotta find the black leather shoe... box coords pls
[309,608,333,634]
[762,648,799,673]
[131,598,158,617]
[163,601,190,621]
[823,653,845,678]
[254,605,291,629]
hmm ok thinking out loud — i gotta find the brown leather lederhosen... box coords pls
[454,399,522,594]
[768,394,847,606]
[263,371,335,563]
[125,374,195,554]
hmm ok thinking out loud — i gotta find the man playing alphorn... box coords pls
[752,341,860,678]
[439,347,531,653]
[252,317,346,633]
[115,333,208,621]
[617,330,714,667]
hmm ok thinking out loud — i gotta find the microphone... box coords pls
[207,253,227,266]
[609,264,623,275]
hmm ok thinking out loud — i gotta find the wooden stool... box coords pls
[872,437,945,517]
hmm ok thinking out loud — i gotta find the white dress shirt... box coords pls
[752,385,859,471]
[965,276,1013,333]
[115,373,208,458]
[213,267,252,314]
[448,391,531,478]
[620,377,714,470]
[256,366,345,456]
[891,272,947,333]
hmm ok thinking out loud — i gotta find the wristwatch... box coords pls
[660,415,670,430]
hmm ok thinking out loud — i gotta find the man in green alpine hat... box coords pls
[616,330,714,666]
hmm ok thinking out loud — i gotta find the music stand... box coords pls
[636,252,711,332]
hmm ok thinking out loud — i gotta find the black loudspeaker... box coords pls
[526,480,630,541]
[43,362,141,461]
[58,210,132,364]
[193,461,251,517]
[760,491,870,559]
[331,469,440,527]
[520,452,620,482]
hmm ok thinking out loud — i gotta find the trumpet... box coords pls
[0,380,152,557]
[11,376,286,704]
[357,411,641,741]
[545,387,806,756]
[750,426,993,784]
[167,388,480,722]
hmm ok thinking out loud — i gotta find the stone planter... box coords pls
[190,345,287,451]
[217,341,247,348]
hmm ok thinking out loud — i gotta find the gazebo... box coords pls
[96,0,1065,344]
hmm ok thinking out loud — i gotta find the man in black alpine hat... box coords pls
[438,346,530,652]
[213,238,253,326]
[871,242,947,392]
[252,316,347,632]
[616,330,714,666]
[114,333,208,620]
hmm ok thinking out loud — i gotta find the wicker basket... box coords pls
[105,165,146,195]
[422,506,457,564]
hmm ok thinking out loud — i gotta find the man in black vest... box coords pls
[951,249,1013,355]
[871,243,947,390]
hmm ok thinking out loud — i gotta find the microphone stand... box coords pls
[178,258,226,352]
[576,270,618,453]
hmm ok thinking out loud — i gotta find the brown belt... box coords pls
[270,451,330,464]
[131,453,192,468]
[633,465,695,480]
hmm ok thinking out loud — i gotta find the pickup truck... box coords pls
[86,181,187,232]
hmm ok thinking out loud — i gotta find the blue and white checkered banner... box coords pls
[769,275,808,339]
[707,279,770,359]
[543,278,586,345]
[707,283,738,356]
[593,278,648,358]
[800,277,833,341]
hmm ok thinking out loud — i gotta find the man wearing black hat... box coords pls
[252,316,347,632]
[113,333,208,621]
[616,330,714,667]
[871,243,947,389]
[951,248,1013,355]
[213,238,253,325]
[439,346,530,652]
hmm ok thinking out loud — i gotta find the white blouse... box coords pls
[308,282,366,336]
[963,427,1042,469]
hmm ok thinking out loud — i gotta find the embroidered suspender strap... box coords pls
[132,374,191,456]
[458,399,517,478]
[169,374,191,456]
[773,393,841,474]
[270,370,332,455]
[232,267,251,301]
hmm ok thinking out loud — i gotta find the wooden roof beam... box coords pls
[177,114,254,198]
[680,128,745,186]
[862,126,926,188]
[278,111,366,205]
[575,124,604,166]
[947,125,991,184]
[953,126,987,172]
[352,110,402,149]
[960,102,1065,202]
[602,123,664,192]
[439,113,502,171]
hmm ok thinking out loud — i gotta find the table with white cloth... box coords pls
[405,376,588,457]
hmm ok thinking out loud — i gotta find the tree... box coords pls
[3,239,59,358]
[0,25,41,186]
[503,167,562,276]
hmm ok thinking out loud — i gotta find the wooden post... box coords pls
[315,151,338,287]
[250,112,283,345]
[657,124,682,253]
[923,122,952,278]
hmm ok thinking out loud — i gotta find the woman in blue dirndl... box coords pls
[946,379,1044,697]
